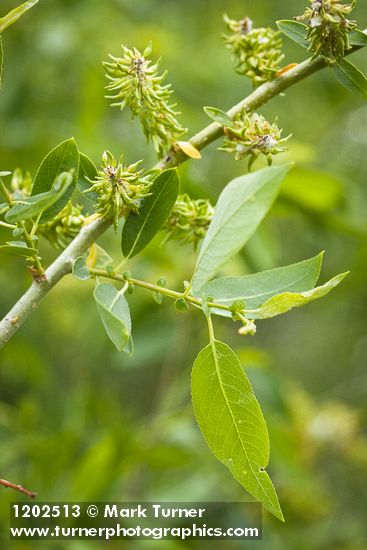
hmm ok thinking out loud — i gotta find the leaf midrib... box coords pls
[209,339,273,508]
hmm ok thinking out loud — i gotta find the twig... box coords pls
[89,267,232,312]
[0,478,37,498]
[0,0,39,34]
[0,177,45,278]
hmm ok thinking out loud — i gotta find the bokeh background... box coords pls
[1,0,367,548]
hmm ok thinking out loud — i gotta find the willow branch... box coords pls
[0,478,37,498]
[155,55,326,170]
[0,218,110,348]
[0,50,359,349]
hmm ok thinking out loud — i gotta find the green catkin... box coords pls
[84,151,152,230]
[163,194,214,248]
[295,0,357,63]
[104,44,187,159]
[39,201,85,250]
[220,111,291,170]
[223,15,284,86]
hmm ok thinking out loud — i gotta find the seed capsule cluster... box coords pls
[84,151,152,230]
[164,193,214,248]
[223,15,284,86]
[220,112,291,170]
[39,202,85,250]
[295,0,357,63]
[104,44,187,158]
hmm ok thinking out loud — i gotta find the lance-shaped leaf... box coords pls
[246,272,348,320]
[6,172,73,223]
[198,252,323,317]
[0,241,37,258]
[204,106,234,127]
[0,0,39,34]
[94,282,132,354]
[31,138,79,222]
[191,165,290,293]
[334,59,367,97]
[121,168,180,258]
[192,340,283,521]
[276,20,309,49]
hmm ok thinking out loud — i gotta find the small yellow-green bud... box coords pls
[238,319,257,336]
[230,300,246,313]
[175,298,189,312]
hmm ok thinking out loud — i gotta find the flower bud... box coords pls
[175,298,189,312]
[238,319,257,336]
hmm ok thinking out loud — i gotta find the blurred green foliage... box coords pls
[1,1,367,548]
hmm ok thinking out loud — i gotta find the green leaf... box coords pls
[5,172,73,224]
[94,282,132,354]
[334,59,367,97]
[276,20,309,49]
[78,152,98,197]
[191,165,290,293]
[0,241,37,257]
[31,138,80,222]
[198,253,324,317]
[175,298,189,312]
[121,168,180,258]
[203,106,234,127]
[247,272,348,319]
[349,29,367,47]
[153,291,163,304]
[192,340,283,521]
[73,257,91,281]
[0,0,39,34]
